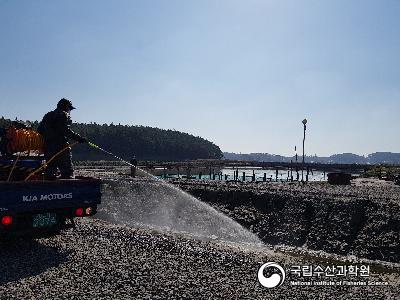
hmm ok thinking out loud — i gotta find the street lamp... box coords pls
[301,118,307,182]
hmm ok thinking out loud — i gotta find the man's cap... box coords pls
[57,98,76,110]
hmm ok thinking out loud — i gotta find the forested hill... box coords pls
[0,117,223,161]
[71,123,223,161]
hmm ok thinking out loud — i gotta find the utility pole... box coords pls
[301,118,307,182]
[295,145,299,181]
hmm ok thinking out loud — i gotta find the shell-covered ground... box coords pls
[0,165,399,299]
[0,218,399,299]
[173,178,400,263]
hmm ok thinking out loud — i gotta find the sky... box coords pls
[0,0,399,156]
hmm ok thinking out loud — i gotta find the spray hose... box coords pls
[88,142,134,167]
[88,142,99,149]
[7,154,21,182]
[24,142,79,181]
[24,141,132,181]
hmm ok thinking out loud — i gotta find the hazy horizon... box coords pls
[223,150,399,158]
[1,1,399,157]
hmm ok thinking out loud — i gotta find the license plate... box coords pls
[32,213,58,228]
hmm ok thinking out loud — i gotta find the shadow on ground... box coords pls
[0,237,70,285]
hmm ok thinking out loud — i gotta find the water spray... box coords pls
[87,141,261,245]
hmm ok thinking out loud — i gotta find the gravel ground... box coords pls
[0,218,399,299]
[1,165,398,299]
[173,178,400,263]
[171,178,400,205]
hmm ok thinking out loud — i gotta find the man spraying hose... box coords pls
[38,98,87,179]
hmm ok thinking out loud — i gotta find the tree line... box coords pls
[0,117,223,161]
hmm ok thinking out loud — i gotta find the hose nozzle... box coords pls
[88,142,99,149]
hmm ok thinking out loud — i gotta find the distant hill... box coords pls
[0,117,223,161]
[223,152,400,165]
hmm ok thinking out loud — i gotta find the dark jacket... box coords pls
[38,108,83,147]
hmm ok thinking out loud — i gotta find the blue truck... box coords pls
[0,176,102,236]
[0,130,101,236]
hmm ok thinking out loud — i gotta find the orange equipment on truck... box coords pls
[6,126,44,154]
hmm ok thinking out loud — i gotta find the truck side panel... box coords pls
[0,179,101,213]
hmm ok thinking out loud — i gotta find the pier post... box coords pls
[130,158,137,178]
[186,166,190,179]
[252,170,255,182]
[301,118,307,182]
[290,160,293,182]
[242,172,246,182]
[263,173,266,182]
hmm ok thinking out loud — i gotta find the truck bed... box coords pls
[0,177,102,235]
